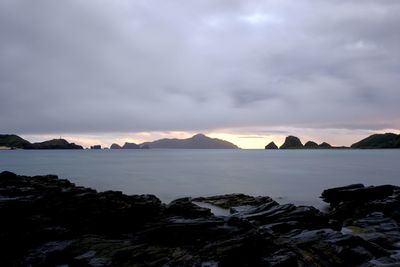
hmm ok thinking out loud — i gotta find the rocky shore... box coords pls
[1,172,400,266]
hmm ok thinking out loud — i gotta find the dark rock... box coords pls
[279,136,303,149]
[321,184,398,207]
[193,193,277,210]
[351,133,400,149]
[304,141,319,149]
[2,172,400,266]
[319,142,332,149]
[90,145,101,149]
[110,143,122,149]
[166,197,212,218]
[265,141,278,149]
[25,139,83,149]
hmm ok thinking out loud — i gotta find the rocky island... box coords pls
[1,171,400,266]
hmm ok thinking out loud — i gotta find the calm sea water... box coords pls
[1,149,399,208]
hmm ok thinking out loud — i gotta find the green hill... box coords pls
[0,134,31,148]
[351,133,400,149]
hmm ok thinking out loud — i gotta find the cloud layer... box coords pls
[1,0,400,134]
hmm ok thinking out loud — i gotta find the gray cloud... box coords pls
[1,0,399,134]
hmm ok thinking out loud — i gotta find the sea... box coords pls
[1,149,399,209]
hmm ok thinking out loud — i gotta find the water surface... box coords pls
[1,149,399,208]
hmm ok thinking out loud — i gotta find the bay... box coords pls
[1,149,399,208]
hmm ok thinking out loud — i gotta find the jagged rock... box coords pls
[2,171,400,266]
[265,142,278,149]
[193,194,277,210]
[321,184,398,207]
[166,198,212,218]
[279,136,303,149]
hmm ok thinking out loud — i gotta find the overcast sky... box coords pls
[1,0,399,148]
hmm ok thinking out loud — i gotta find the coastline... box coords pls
[1,171,400,266]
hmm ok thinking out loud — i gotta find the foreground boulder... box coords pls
[1,171,400,266]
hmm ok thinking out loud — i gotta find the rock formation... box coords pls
[304,141,319,149]
[265,141,278,149]
[279,136,304,149]
[2,171,400,266]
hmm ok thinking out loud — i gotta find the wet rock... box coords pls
[321,184,398,207]
[2,171,400,266]
[166,197,212,218]
[193,193,277,210]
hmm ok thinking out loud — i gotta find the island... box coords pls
[351,133,400,149]
[140,133,239,149]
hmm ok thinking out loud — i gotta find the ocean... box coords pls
[1,149,399,208]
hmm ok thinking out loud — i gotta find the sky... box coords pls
[1,0,400,148]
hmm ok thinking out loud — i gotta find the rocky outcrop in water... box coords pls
[265,142,278,149]
[280,136,303,149]
[1,171,400,266]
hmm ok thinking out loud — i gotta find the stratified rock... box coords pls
[265,142,278,149]
[110,143,122,149]
[304,141,319,149]
[280,136,303,149]
[321,184,397,207]
[193,194,277,209]
[122,142,140,149]
[166,198,212,218]
[2,171,400,266]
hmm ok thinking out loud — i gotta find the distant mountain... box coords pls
[265,142,278,149]
[25,139,83,149]
[110,143,122,149]
[280,136,303,149]
[122,142,140,149]
[351,133,400,149]
[141,134,239,149]
[0,134,31,149]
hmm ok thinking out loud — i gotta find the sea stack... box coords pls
[265,142,278,149]
[280,136,303,149]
